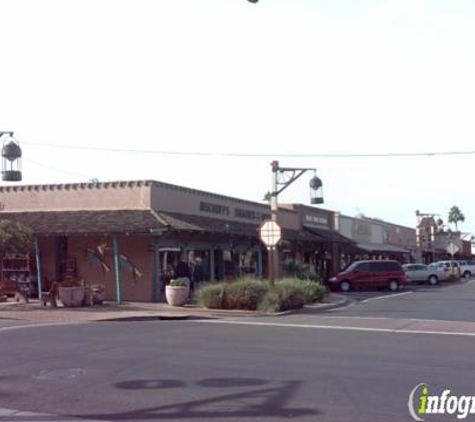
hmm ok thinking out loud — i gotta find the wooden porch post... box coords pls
[209,249,215,281]
[34,237,43,300]
[256,247,263,278]
[153,238,162,302]
[112,234,122,304]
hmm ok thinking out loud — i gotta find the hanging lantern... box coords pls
[309,174,324,204]
[1,132,22,181]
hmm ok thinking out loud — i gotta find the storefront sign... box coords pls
[199,201,230,216]
[200,201,269,221]
[305,215,328,226]
[235,208,270,221]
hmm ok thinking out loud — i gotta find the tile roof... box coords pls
[0,210,353,245]
[0,210,167,235]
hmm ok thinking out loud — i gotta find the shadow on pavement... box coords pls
[79,379,320,421]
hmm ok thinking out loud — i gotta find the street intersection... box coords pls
[1,279,475,421]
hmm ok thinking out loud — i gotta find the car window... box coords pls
[388,262,401,271]
[355,263,371,272]
[370,261,400,272]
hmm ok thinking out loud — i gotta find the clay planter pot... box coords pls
[85,290,106,306]
[58,286,86,307]
[165,285,189,307]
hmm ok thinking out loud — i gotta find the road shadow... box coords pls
[77,378,320,421]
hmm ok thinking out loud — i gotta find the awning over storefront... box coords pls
[156,211,260,237]
[303,225,355,245]
[1,210,355,246]
[1,210,169,235]
[356,242,410,254]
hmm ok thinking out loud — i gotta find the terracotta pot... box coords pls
[85,290,106,306]
[58,286,85,307]
[165,285,189,307]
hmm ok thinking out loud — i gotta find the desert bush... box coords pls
[258,281,306,313]
[194,282,226,309]
[222,279,268,310]
[194,277,326,312]
[278,278,326,304]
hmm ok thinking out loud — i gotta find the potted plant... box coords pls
[58,280,86,307]
[85,283,106,306]
[165,277,190,307]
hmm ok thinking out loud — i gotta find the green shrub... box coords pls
[194,283,226,309]
[169,277,189,287]
[194,277,326,312]
[222,279,269,310]
[258,281,306,313]
[277,278,326,304]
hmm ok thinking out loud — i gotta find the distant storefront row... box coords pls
[0,180,471,302]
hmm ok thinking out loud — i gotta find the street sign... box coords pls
[259,220,281,247]
[447,242,459,255]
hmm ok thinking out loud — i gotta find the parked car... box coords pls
[427,261,461,281]
[402,263,443,285]
[456,261,475,280]
[328,260,407,292]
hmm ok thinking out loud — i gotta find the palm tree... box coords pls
[448,206,465,231]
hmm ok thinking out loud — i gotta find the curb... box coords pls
[0,294,353,323]
[98,314,192,322]
[270,294,351,317]
[302,294,351,312]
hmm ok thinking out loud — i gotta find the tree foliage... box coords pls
[448,206,465,231]
[0,219,33,256]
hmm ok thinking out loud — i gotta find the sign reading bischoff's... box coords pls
[200,201,270,221]
[199,201,230,216]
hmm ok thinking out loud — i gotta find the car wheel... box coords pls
[428,275,438,286]
[388,280,399,292]
[463,271,471,280]
[340,281,351,292]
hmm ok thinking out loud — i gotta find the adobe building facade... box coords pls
[0,180,351,302]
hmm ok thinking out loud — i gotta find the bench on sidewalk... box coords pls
[0,280,29,303]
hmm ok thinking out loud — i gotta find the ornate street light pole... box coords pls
[268,160,324,222]
[261,160,324,285]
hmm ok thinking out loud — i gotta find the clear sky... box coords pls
[1,0,474,234]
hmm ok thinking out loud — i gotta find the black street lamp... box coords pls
[1,132,22,182]
[262,160,324,284]
[268,160,324,222]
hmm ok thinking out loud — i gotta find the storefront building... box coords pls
[336,214,413,263]
[0,180,351,301]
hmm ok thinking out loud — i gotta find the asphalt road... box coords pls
[1,315,475,422]
[1,280,475,421]
[323,278,475,321]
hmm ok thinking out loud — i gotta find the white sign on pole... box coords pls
[259,220,281,247]
[447,242,460,256]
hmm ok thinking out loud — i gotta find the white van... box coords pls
[428,261,461,281]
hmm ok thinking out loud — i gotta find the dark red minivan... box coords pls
[328,260,407,292]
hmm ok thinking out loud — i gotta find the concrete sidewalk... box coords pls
[0,293,348,323]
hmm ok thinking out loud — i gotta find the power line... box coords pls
[22,142,475,159]
[23,158,96,180]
